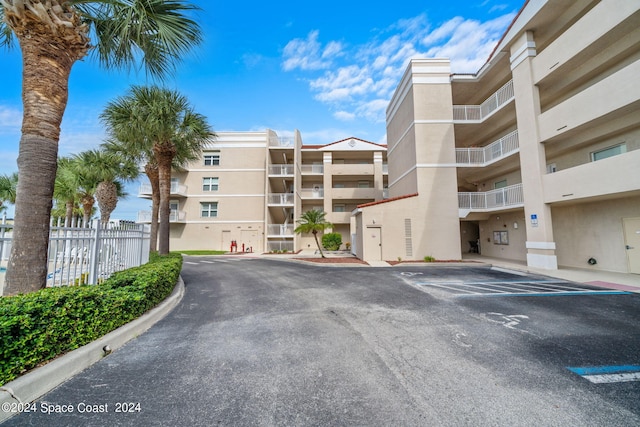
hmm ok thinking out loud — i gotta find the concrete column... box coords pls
[323,152,333,227]
[510,32,557,269]
[373,151,384,200]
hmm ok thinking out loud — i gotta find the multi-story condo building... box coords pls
[354,0,640,273]
[139,0,639,275]
[138,131,388,254]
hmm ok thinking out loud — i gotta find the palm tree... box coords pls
[53,157,80,226]
[0,172,18,215]
[1,1,202,295]
[100,85,212,255]
[78,148,139,224]
[294,209,333,258]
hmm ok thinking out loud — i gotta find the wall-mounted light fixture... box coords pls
[513,222,518,229]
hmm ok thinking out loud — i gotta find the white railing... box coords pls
[137,210,186,223]
[453,79,514,122]
[300,187,324,198]
[382,163,388,174]
[0,217,150,292]
[268,193,295,205]
[269,136,295,147]
[139,182,188,196]
[267,224,295,236]
[300,164,324,174]
[267,240,294,252]
[268,164,294,176]
[456,130,519,166]
[458,183,524,211]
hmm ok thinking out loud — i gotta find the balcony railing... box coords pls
[267,240,294,252]
[267,224,294,236]
[458,183,524,212]
[300,164,324,174]
[268,164,294,176]
[453,80,514,122]
[139,183,188,197]
[268,193,294,205]
[382,163,388,174]
[456,130,519,166]
[137,210,187,223]
[269,136,295,147]
[300,187,324,198]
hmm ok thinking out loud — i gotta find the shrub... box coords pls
[322,233,342,251]
[0,253,182,386]
[424,255,436,262]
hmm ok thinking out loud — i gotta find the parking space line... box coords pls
[568,365,640,383]
[463,290,631,298]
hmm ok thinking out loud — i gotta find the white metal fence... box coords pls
[0,217,150,294]
[455,130,520,166]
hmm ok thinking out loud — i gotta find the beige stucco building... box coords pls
[138,132,388,254]
[355,0,640,273]
[139,0,639,274]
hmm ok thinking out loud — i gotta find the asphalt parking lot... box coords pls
[4,257,640,426]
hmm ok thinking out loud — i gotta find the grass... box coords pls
[172,250,228,256]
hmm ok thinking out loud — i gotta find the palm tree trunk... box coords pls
[313,231,325,258]
[154,144,176,255]
[145,163,160,252]
[96,181,117,224]
[4,29,86,295]
[65,199,75,227]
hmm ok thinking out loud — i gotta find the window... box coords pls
[202,177,219,191]
[334,204,346,212]
[591,143,626,162]
[200,202,218,218]
[358,181,370,188]
[204,152,220,166]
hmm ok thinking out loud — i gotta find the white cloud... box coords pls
[0,105,22,131]
[282,30,343,71]
[281,10,516,123]
[334,111,355,121]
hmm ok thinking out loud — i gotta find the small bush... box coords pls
[424,255,436,262]
[322,233,342,251]
[0,253,182,386]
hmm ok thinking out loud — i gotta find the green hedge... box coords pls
[0,253,182,386]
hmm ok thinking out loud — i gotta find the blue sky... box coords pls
[0,0,523,220]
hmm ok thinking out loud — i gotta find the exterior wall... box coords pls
[477,210,527,261]
[552,197,640,273]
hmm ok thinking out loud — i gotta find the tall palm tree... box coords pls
[0,172,18,215]
[1,0,202,295]
[53,157,80,226]
[78,148,139,224]
[294,209,333,258]
[100,85,212,255]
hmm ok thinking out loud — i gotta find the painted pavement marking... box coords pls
[567,365,640,384]
[416,279,631,297]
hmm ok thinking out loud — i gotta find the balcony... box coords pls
[267,224,294,237]
[382,163,388,174]
[300,164,324,174]
[458,183,524,217]
[138,183,188,198]
[330,211,352,224]
[331,163,373,176]
[268,164,294,176]
[269,136,295,147]
[543,149,640,204]
[137,210,187,223]
[453,80,514,123]
[268,193,294,206]
[300,187,324,199]
[332,187,377,200]
[456,130,519,167]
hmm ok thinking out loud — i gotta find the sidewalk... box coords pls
[462,254,640,293]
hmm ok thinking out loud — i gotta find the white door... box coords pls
[367,227,382,261]
[623,218,640,274]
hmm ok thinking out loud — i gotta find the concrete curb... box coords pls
[0,277,185,423]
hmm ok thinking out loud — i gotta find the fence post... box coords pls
[87,220,102,285]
